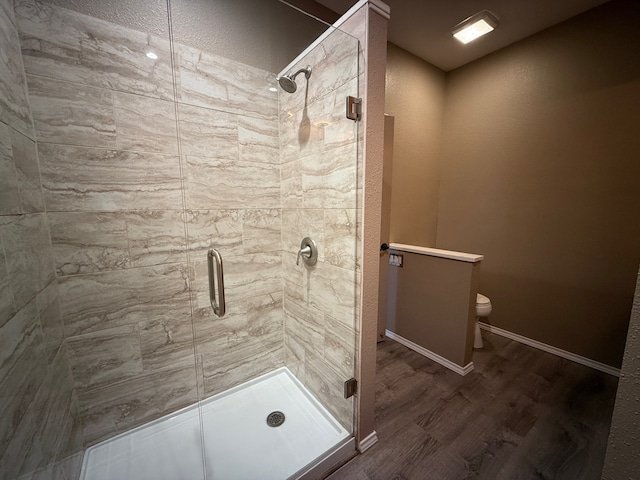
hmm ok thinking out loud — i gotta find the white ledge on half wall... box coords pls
[389,243,484,263]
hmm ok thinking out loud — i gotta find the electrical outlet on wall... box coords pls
[389,253,403,267]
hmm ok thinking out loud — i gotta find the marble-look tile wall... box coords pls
[13,0,284,449]
[279,27,361,430]
[5,0,362,471]
[0,0,84,478]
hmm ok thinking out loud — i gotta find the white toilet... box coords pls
[474,293,492,349]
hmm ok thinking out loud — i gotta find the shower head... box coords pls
[276,66,312,93]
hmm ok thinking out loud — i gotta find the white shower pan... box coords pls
[80,367,353,480]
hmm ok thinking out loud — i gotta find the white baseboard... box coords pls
[479,322,621,377]
[385,330,474,376]
[357,431,378,453]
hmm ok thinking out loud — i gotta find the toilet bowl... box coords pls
[474,293,492,349]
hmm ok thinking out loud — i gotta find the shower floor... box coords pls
[80,367,351,480]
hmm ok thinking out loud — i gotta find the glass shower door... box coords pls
[165,0,362,477]
[0,0,208,478]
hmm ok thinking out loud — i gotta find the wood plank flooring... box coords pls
[328,332,618,480]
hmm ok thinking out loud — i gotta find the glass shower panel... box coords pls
[167,0,361,477]
[0,0,206,478]
[1,0,360,476]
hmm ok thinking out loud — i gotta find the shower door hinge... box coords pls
[344,378,357,398]
[346,96,362,121]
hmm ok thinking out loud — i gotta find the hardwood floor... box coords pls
[328,332,618,480]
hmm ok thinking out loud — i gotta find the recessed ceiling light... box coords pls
[146,51,158,60]
[269,87,278,92]
[452,10,499,44]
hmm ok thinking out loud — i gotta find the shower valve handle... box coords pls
[296,237,318,267]
[296,246,312,265]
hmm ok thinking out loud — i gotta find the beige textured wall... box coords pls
[602,267,640,479]
[385,43,446,247]
[47,0,332,73]
[436,0,640,368]
[386,252,479,367]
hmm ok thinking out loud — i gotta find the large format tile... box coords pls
[0,235,16,327]
[279,79,358,163]
[194,291,284,394]
[114,92,178,154]
[238,116,279,164]
[177,104,237,159]
[283,296,324,359]
[78,362,198,446]
[184,156,280,209]
[0,213,56,311]
[58,262,191,337]
[49,212,130,276]
[10,125,44,212]
[281,251,307,306]
[0,121,43,215]
[201,327,282,397]
[50,210,187,276]
[301,143,357,209]
[324,208,358,270]
[185,209,244,257]
[39,144,182,211]
[307,261,357,331]
[177,43,277,120]
[125,210,187,267]
[66,324,144,389]
[0,0,34,140]
[0,400,42,480]
[280,158,303,209]
[281,208,325,261]
[35,280,65,364]
[303,348,353,431]
[323,313,356,380]
[15,0,174,100]
[0,121,23,215]
[138,313,197,371]
[190,251,281,315]
[242,209,281,254]
[22,344,77,476]
[27,75,116,148]
[246,290,283,350]
[278,27,359,118]
[278,105,325,163]
[0,298,47,464]
[284,328,306,379]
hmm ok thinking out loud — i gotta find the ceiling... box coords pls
[315,0,611,71]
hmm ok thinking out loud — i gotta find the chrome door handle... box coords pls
[207,248,225,317]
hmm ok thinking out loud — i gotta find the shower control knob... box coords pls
[296,237,318,266]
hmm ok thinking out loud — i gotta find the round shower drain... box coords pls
[266,411,285,427]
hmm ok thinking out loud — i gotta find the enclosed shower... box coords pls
[0,0,364,478]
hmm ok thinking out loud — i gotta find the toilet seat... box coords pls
[474,293,491,349]
[476,293,490,305]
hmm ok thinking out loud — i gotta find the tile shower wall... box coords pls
[279,28,360,429]
[13,0,283,448]
[6,0,360,466]
[178,42,285,397]
[0,0,83,478]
